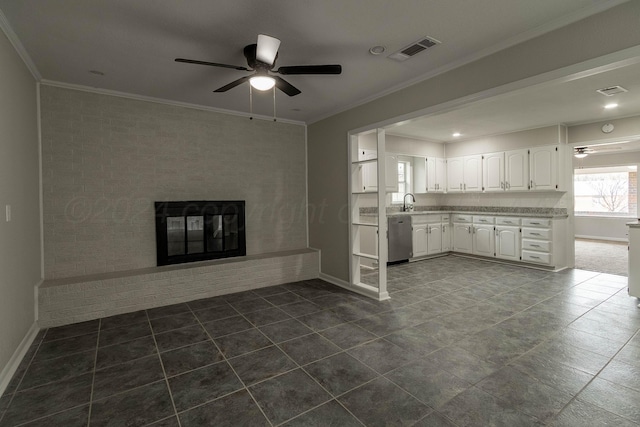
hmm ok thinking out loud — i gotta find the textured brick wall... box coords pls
[41,86,307,279]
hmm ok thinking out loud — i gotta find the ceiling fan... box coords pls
[175,34,342,96]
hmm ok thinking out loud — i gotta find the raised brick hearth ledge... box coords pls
[38,249,319,327]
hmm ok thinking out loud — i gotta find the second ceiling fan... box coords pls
[176,34,342,96]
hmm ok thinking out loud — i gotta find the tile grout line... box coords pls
[187,303,276,427]
[146,311,184,427]
[0,329,47,425]
[85,318,102,427]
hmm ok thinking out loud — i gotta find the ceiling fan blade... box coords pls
[274,76,301,96]
[214,75,252,92]
[256,34,281,65]
[175,58,249,71]
[276,65,342,75]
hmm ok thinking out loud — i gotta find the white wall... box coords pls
[575,216,630,241]
[308,1,640,282]
[0,31,41,378]
[40,86,308,280]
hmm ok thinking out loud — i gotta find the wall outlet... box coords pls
[5,205,11,222]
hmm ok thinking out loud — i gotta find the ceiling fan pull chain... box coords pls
[273,86,277,122]
[249,85,253,120]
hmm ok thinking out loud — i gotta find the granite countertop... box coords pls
[361,206,568,219]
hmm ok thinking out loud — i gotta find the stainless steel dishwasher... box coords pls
[388,216,412,263]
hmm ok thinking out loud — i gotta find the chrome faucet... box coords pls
[403,193,415,212]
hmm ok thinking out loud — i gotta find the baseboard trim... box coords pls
[575,235,628,243]
[319,272,390,301]
[0,322,40,396]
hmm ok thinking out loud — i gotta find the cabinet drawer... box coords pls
[522,250,551,265]
[522,239,551,252]
[496,217,521,226]
[522,228,551,240]
[473,216,495,224]
[412,214,441,225]
[452,214,472,223]
[522,218,551,228]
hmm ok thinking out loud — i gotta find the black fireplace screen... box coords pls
[155,201,246,266]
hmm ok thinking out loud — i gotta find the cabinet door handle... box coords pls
[530,180,534,189]
[460,183,462,190]
[530,255,540,259]
[530,222,540,225]
[500,181,504,189]
[464,183,467,190]
[530,244,540,247]
[530,232,541,236]
[505,221,512,224]
[506,182,510,189]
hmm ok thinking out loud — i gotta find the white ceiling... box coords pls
[386,60,640,143]
[0,0,626,123]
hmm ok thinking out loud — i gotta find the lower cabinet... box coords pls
[412,223,429,258]
[472,224,495,257]
[427,223,443,255]
[495,225,520,261]
[411,215,449,258]
[453,223,473,253]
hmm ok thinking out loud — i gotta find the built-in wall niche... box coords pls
[155,201,246,266]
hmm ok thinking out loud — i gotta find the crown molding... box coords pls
[40,80,307,126]
[0,7,41,81]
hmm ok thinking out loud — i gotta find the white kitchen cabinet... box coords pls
[413,156,427,194]
[463,155,483,192]
[483,149,529,192]
[505,149,529,191]
[496,225,520,261]
[447,156,481,192]
[412,222,429,258]
[358,149,377,192]
[453,223,473,253]
[442,221,451,252]
[427,223,443,254]
[529,145,557,191]
[427,157,446,192]
[482,152,504,192]
[386,154,399,193]
[470,216,495,258]
[447,157,464,192]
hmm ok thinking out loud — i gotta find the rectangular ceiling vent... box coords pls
[388,36,441,62]
[596,85,628,96]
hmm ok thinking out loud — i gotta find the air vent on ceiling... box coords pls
[596,85,628,96]
[388,36,441,62]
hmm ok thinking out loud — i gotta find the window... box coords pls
[574,166,637,216]
[392,160,412,203]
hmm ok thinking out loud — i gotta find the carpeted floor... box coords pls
[574,238,628,276]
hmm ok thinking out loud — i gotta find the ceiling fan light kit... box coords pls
[249,75,276,91]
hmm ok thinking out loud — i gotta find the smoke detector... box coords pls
[596,85,628,96]
[388,36,441,62]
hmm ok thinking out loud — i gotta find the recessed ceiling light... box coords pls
[369,45,386,55]
[604,103,618,109]
[88,70,105,76]
[452,132,461,137]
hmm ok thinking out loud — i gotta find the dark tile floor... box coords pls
[1,255,639,426]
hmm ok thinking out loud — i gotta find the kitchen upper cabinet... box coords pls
[452,223,473,253]
[413,157,427,194]
[359,149,377,192]
[495,225,520,261]
[482,152,504,192]
[529,145,557,191]
[427,157,446,192]
[447,157,464,192]
[447,155,481,192]
[386,154,399,193]
[463,155,482,192]
[505,149,529,191]
[483,149,529,192]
